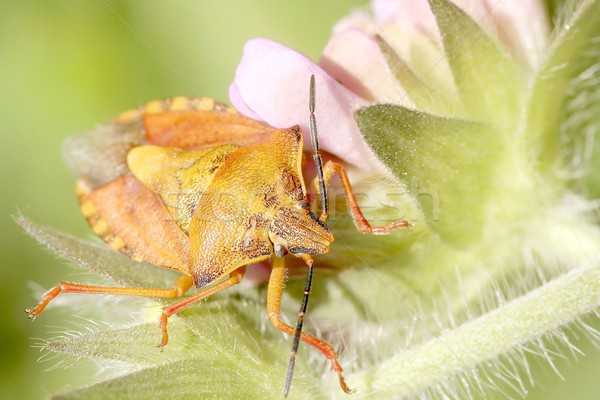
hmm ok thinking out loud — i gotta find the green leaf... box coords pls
[528,0,600,194]
[50,299,323,400]
[45,322,196,365]
[16,215,178,287]
[17,218,329,398]
[429,0,523,123]
[356,104,498,246]
[53,358,319,400]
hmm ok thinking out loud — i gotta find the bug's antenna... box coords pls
[308,74,328,217]
[284,256,314,398]
[284,76,326,397]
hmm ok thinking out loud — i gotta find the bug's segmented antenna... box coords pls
[308,74,328,217]
[284,259,314,397]
[284,75,326,397]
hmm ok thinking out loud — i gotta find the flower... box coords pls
[229,38,377,172]
[228,0,600,398]
[229,0,550,173]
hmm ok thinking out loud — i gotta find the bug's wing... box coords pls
[127,144,237,233]
[143,108,275,148]
[65,97,280,277]
[63,119,147,191]
[80,174,190,274]
[119,96,275,148]
[64,97,274,192]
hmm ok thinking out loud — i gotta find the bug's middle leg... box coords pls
[158,266,246,348]
[312,160,411,234]
[266,257,352,393]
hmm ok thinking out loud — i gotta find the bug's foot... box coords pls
[25,301,47,320]
[25,286,62,319]
[338,375,354,395]
[25,308,37,320]
[157,336,168,352]
[158,313,169,351]
[332,359,355,394]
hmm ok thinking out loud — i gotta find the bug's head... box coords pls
[269,204,333,258]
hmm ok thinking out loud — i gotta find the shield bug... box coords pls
[27,75,410,395]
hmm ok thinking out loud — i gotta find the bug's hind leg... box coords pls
[26,275,194,319]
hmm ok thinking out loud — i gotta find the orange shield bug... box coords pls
[27,75,410,395]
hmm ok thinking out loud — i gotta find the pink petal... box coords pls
[230,38,389,174]
[332,9,376,36]
[482,0,549,71]
[372,0,439,37]
[320,28,413,106]
[228,82,260,120]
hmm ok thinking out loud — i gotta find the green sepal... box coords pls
[356,104,498,246]
[376,35,438,112]
[429,0,523,123]
[528,0,600,195]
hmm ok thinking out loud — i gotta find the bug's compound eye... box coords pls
[299,199,311,211]
[274,243,288,258]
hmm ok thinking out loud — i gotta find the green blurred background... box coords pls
[0,2,597,399]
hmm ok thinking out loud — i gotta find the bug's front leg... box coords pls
[158,267,246,348]
[313,160,411,234]
[266,257,352,394]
